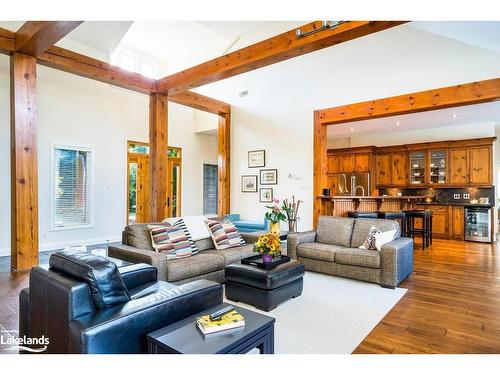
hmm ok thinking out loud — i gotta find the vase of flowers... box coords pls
[253,233,281,262]
[265,198,287,236]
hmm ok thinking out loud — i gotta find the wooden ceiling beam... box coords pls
[15,21,83,57]
[37,46,157,94]
[318,77,500,125]
[0,27,16,54]
[168,91,230,115]
[156,20,407,95]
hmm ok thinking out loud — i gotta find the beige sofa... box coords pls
[287,216,413,288]
[108,223,256,285]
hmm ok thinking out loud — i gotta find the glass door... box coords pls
[409,151,426,185]
[167,158,182,218]
[429,150,447,185]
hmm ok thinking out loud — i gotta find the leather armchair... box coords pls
[19,251,223,354]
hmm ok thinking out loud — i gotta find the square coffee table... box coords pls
[147,303,275,354]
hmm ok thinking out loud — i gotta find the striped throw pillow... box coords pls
[148,219,198,259]
[206,219,246,250]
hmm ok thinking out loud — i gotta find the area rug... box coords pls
[224,271,407,354]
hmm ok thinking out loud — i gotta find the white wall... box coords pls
[198,24,500,231]
[0,56,217,256]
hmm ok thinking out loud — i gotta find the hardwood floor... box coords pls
[354,239,500,353]
[1,239,499,353]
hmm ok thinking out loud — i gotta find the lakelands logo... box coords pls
[0,330,49,353]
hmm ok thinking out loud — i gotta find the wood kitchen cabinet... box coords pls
[428,205,448,238]
[328,137,494,188]
[470,146,491,184]
[391,152,407,185]
[449,148,469,185]
[414,205,448,239]
[339,155,355,173]
[450,206,465,240]
[327,155,340,174]
[354,153,371,173]
[327,175,339,195]
[429,149,447,185]
[375,154,392,186]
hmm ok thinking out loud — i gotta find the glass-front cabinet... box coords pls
[429,149,447,185]
[409,151,426,185]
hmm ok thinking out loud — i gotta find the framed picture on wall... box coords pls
[260,169,278,185]
[259,188,273,203]
[241,175,258,192]
[248,150,266,168]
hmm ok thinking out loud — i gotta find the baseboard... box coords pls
[0,235,122,258]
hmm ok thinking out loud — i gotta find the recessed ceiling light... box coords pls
[350,127,354,133]
[451,114,458,118]
[396,121,400,126]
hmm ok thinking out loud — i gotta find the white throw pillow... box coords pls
[373,229,397,251]
[162,215,211,241]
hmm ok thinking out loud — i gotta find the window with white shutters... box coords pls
[50,145,92,230]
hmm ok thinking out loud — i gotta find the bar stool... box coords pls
[377,211,406,238]
[403,210,433,249]
[347,211,378,219]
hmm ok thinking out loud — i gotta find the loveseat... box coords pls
[287,216,413,288]
[108,222,256,284]
[19,251,222,353]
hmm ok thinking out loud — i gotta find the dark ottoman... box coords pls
[225,260,305,312]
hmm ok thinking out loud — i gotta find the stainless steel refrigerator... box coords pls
[338,173,370,196]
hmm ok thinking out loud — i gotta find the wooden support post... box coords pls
[10,52,38,271]
[218,111,231,216]
[148,93,169,222]
[313,110,328,228]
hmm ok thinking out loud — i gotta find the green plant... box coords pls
[264,198,288,224]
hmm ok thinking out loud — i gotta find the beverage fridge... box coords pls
[464,206,492,243]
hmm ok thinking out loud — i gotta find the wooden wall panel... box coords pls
[379,200,400,212]
[332,200,356,217]
[148,94,169,222]
[357,200,378,212]
[10,53,38,271]
[218,112,231,216]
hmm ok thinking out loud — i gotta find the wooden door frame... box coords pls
[126,141,183,224]
[313,78,500,227]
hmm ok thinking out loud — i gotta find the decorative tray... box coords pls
[241,255,291,270]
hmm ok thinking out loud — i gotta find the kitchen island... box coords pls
[317,195,426,217]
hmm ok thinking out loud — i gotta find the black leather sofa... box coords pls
[19,250,223,354]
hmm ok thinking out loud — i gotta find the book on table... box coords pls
[196,310,245,335]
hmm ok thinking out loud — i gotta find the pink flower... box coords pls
[272,198,280,204]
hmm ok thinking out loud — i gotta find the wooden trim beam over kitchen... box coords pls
[313,77,500,227]
[318,78,500,125]
[156,21,407,96]
[15,21,83,57]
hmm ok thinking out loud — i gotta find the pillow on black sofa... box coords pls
[49,250,130,309]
